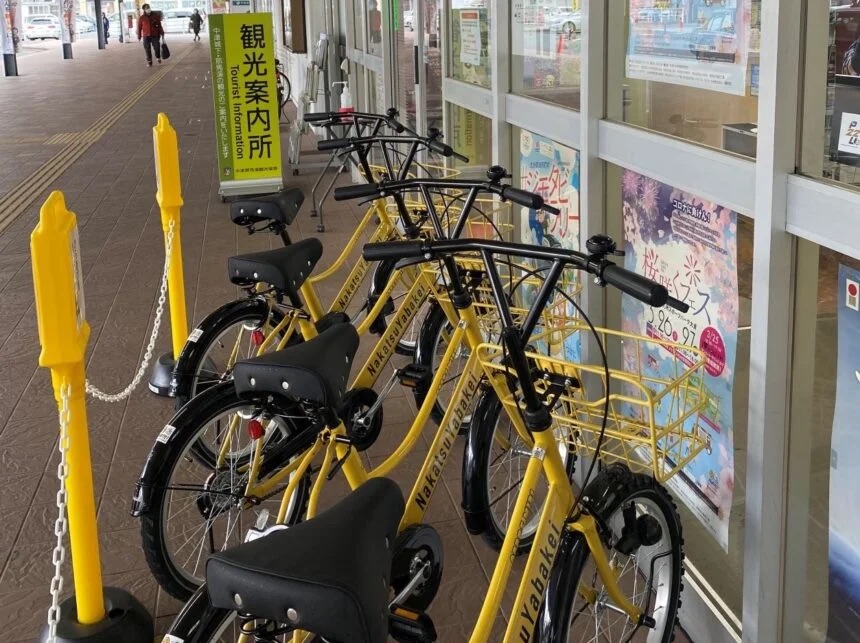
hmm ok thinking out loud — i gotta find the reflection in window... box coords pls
[366,0,383,56]
[615,0,761,157]
[511,1,582,109]
[449,104,493,173]
[449,1,491,88]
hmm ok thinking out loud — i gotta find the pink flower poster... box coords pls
[621,169,738,549]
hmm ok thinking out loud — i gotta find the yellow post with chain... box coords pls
[32,191,153,641]
[148,112,189,396]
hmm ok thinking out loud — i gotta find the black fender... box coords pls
[162,583,232,643]
[534,529,590,642]
[131,381,236,517]
[367,257,398,335]
[170,297,282,402]
[460,384,499,535]
[412,300,445,370]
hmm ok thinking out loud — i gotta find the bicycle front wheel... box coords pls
[561,466,684,642]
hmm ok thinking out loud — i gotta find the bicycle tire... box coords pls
[140,383,313,600]
[553,466,684,643]
[463,386,575,553]
[277,70,291,106]
[172,299,288,411]
[413,301,471,431]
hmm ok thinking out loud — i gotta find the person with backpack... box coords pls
[189,8,203,42]
[137,4,164,67]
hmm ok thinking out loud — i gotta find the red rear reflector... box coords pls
[251,329,265,346]
[247,419,264,440]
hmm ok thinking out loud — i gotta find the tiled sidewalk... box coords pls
[0,37,692,643]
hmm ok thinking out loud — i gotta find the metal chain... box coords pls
[85,220,175,403]
[46,382,72,642]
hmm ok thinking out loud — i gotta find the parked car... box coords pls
[108,10,139,38]
[546,7,580,36]
[691,9,737,58]
[162,8,195,33]
[75,16,95,33]
[24,15,61,40]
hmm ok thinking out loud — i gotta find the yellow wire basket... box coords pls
[476,323,708,482]
[364,163,462,182]
[382,196,515,241]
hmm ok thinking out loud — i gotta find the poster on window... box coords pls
[208,13,283,197]
[626,0,751,96]
[60,0,76,44]
[827,264,860,643]
[518,130,581,361]
[458,9,481,66]
[621,170,738,549]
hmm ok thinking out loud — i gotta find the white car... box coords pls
[24,15,61,40]
[162,8,196,34]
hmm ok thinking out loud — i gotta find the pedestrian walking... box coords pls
[137,4,164,67]
[102,13,110,45]
[189,8,203,42]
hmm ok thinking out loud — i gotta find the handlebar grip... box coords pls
[666,296,690,314]
[333,183,381,201]
[387,118,406,133]
[451,150,470,163]
[317,138,352,152]
[427,139,454,157]
[500,186,544,210]
[362,240,427,262]
[304,112,334,123]
[602,264,668,307]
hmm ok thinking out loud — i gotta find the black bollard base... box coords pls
[39,587,153,643]
[62,43,73,59]
[148,351,176,397]
[3,53,18,76]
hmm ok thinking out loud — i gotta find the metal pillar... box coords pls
[95,0,106,49]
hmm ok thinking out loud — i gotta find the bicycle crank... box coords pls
[390,525,443,612]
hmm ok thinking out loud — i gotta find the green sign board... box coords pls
[209,13,282,194]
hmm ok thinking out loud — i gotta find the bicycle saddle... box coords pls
[206,477,404,643]
[228,237,322,301]
[232,322,359,409]
[229,187,305,227]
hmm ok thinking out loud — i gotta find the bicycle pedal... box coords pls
[389,606,437,642]
[396,364,432,394]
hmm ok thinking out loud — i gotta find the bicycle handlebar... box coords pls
[333,177,560,215]
[318,135,468,162]
[427,139,470,163]
[362,237,687,311]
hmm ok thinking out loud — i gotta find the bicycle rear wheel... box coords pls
[139,383,313,600]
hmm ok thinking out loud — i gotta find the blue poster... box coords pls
[518,130,581,361]
[621,170,738,549]
[828,264,860,643]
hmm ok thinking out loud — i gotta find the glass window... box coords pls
[610,0,761,157]
[449,104,493,175]
[606,163,752,623]
[351,0,364,49]
[511,0,582,109]
[798,247,860,642]
[802,3,860,187]
[449,0,492,88]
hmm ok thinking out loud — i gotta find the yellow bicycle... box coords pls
[160,235,706,642]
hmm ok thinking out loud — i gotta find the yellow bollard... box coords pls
[32,192,153,641]
[31,192,104,625]
[149,112,189,396]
